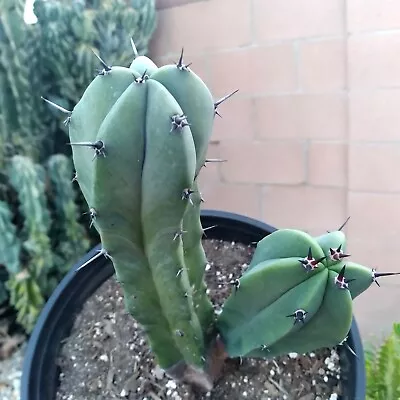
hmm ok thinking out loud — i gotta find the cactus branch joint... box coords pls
[42,42,400,392]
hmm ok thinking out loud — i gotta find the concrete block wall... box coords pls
[149,0,400,341]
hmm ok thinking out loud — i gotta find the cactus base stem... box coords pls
[165,335,228,393]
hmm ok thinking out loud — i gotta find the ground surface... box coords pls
[0,301,26,400]
[56,239,351,400]
[0,342,24,400]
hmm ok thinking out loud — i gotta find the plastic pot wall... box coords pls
[21,210,367,400]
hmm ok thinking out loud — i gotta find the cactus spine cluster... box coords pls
[46,42,400,391]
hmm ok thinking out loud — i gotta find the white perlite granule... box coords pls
[0,344,25,400]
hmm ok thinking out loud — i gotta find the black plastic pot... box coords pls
[21,210,366,400]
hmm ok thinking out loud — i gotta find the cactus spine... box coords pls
[50,43,400,391]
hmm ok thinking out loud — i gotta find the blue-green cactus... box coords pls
[217,226,399,360]
[46,154,91,273]
[52,49,215,383]
[42,44,400,392]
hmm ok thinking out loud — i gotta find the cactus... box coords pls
[7,271,45,333]
[46,154,91,274]
[0,279,7,306]
[4,156,53,330]
[8,156,53,285]
[0,0,49,167]
[0,199,22,307]
[217,227,383,358]
[32,0,157,120]
[0,200,22,275]
[0,155,91,332]
[44,43,400,392]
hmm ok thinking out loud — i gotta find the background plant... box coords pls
[365,323,400,400]
[0,0,156,335]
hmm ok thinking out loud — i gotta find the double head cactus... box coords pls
[43,42,400,391]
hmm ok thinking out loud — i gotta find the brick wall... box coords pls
[149,0,400,341]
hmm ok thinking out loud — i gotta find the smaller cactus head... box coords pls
[217,220,400,360]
